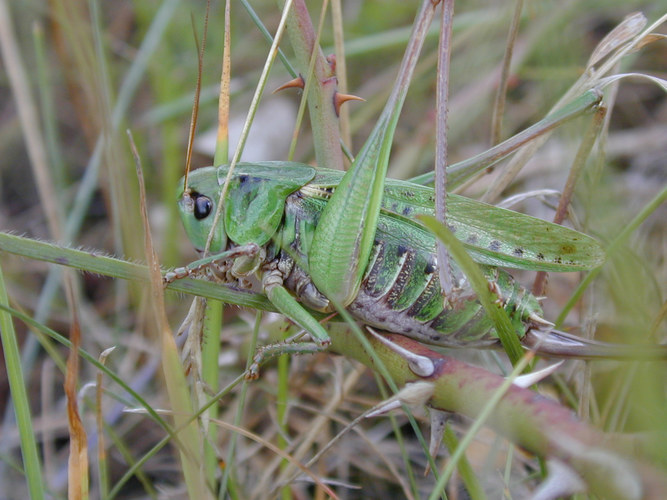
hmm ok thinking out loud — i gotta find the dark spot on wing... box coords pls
[554,256,562,264]
[466,234,478,245]
[489,240,501,251]
[513,248,524,257]
[402,206,412,216]
[560,244,576,254]
[447,224,456,233]
[537,253,545,260]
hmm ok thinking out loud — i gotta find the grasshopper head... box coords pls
[178,162,317,253]
[177,166,227,253]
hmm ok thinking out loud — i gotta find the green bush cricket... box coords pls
[172,3,666,376]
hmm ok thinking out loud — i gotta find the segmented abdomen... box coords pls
[280,193,543,348]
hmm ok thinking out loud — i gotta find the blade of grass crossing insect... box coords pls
[434,0,455,295]
[203,0,230,486]
[206,0,294,254]
[0,267,45,500]
[0,232,275,311]
[419,215,524,365]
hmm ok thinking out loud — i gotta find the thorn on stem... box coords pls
[333,91,364,116]
[273,75,305,93]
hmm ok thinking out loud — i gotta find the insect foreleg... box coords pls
[262,266,332,348]
[163,244,261,284]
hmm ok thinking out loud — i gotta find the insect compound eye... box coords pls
[193,194,213,220]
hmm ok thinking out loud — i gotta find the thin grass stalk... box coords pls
[131,135,211,499]
[0,0,62,239]
[220,312,262,498]
[442,424,487,500]
[434,0,455,296]
[532,105,606,297]
[32,22,67,194]
[490,0,523,146]
[206,0,295,254]
[240,0,298,78]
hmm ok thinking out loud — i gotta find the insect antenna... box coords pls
[183,1,211,193]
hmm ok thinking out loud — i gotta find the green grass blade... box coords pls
[0,266,45,500]
[418,215,524,365]
[0,232,274,311]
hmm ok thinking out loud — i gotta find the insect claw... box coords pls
[425,409,449,475]
[366,327,435,377]
[333,91,365,116]
[273,75,305,93]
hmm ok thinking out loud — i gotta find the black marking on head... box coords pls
[192,193,213,220]
[537,252,545,260]
[489,240,501,251]
[513,247,524,257]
